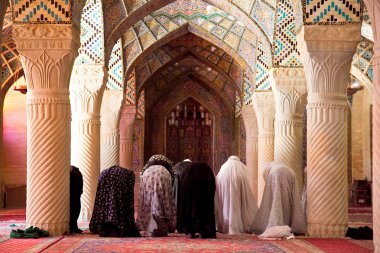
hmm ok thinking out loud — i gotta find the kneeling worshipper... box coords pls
[70,165,83,233]
[252,162,307,237]
[173,159,191,232]
[89,165,140,237]
[215,156,257,234]
[177,162,216,238]
[137,154,176,237]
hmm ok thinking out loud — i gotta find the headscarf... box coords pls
[141,154,174,182]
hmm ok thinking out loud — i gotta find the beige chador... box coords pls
[252,162,307,235]
[215,156,258,234]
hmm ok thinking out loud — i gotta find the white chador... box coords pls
[215,156,258,234]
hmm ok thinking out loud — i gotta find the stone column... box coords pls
[13,25,79,235]
[363,0,379,250]
[241,105,258,199]
[252,92,275,206]
[270,68,307,190]
[100,90,124,170]
[119,104,136,169]
[297,24,361,237]
[70,64,107,221]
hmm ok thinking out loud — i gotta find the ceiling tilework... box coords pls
[135,35,243,93]
[76,0,104,65]
[272,0,302,67]
[124,2,265,80]
[304,0,361,24]
[1,42,22,86]
[351,38,373,89]
[106,39,124,91]
[12,0,71,23]
[250,0,275,40]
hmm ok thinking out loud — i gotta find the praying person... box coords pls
[70,165,83,233]
[215,156,257,234]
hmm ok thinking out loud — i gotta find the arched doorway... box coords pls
[166,98,213,165]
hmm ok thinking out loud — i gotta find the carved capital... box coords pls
[70,64,108,115]
[297,24,361,53]
[297,25,360,98]
[241,105,258,138]
[270,68,307,119]
[252,92,275,133]
[13,24,80,51]
[120,105,136,131]
[101,90,124,131]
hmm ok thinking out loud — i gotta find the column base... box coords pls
[307,223,347,238]
[80,207,93,222]
[26,221,68,236]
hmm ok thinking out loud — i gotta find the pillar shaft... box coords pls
[119,105,136,169]
[70,64,107,221]
[100,90,124,170]
[271,68,307,190]
[241,105,258,199]
[363,0,379,250]
[252,92,275,206]
[297,24,361,237]
[13,24,79,235]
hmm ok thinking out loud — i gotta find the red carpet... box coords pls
[0,234,367,253]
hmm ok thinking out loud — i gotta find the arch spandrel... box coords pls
[351,38,374,93]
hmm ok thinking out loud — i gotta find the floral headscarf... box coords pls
[141,154,175,181]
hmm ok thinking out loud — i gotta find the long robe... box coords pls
[252,162,307,235]
[70,166,83,233]
[177,162,216,238]
[137,165,176,234]
[89,166,139,237]
[173,160,191,232]
[215,156,257,234]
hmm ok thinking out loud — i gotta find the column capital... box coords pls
[270,68,307,120]
[298,24,361,53]
[13,24,80,51]
[101,90,124,132]
[13,25,80,92]
[70,64,108,115]
[241,105,258,139]
[297,24,361,99]
[252,92,275,133]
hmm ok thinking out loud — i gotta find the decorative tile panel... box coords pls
[137,89,145,118]
[304,0,361,24]
[76,0,104,65]
[235,92,242,117]
[251,0,275,40]
[106,39,123,90]
[243,72,253,105]
[12,0,71,23]
[256,41,271,90]
[273,0,302,67]
[125,69,136,105]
